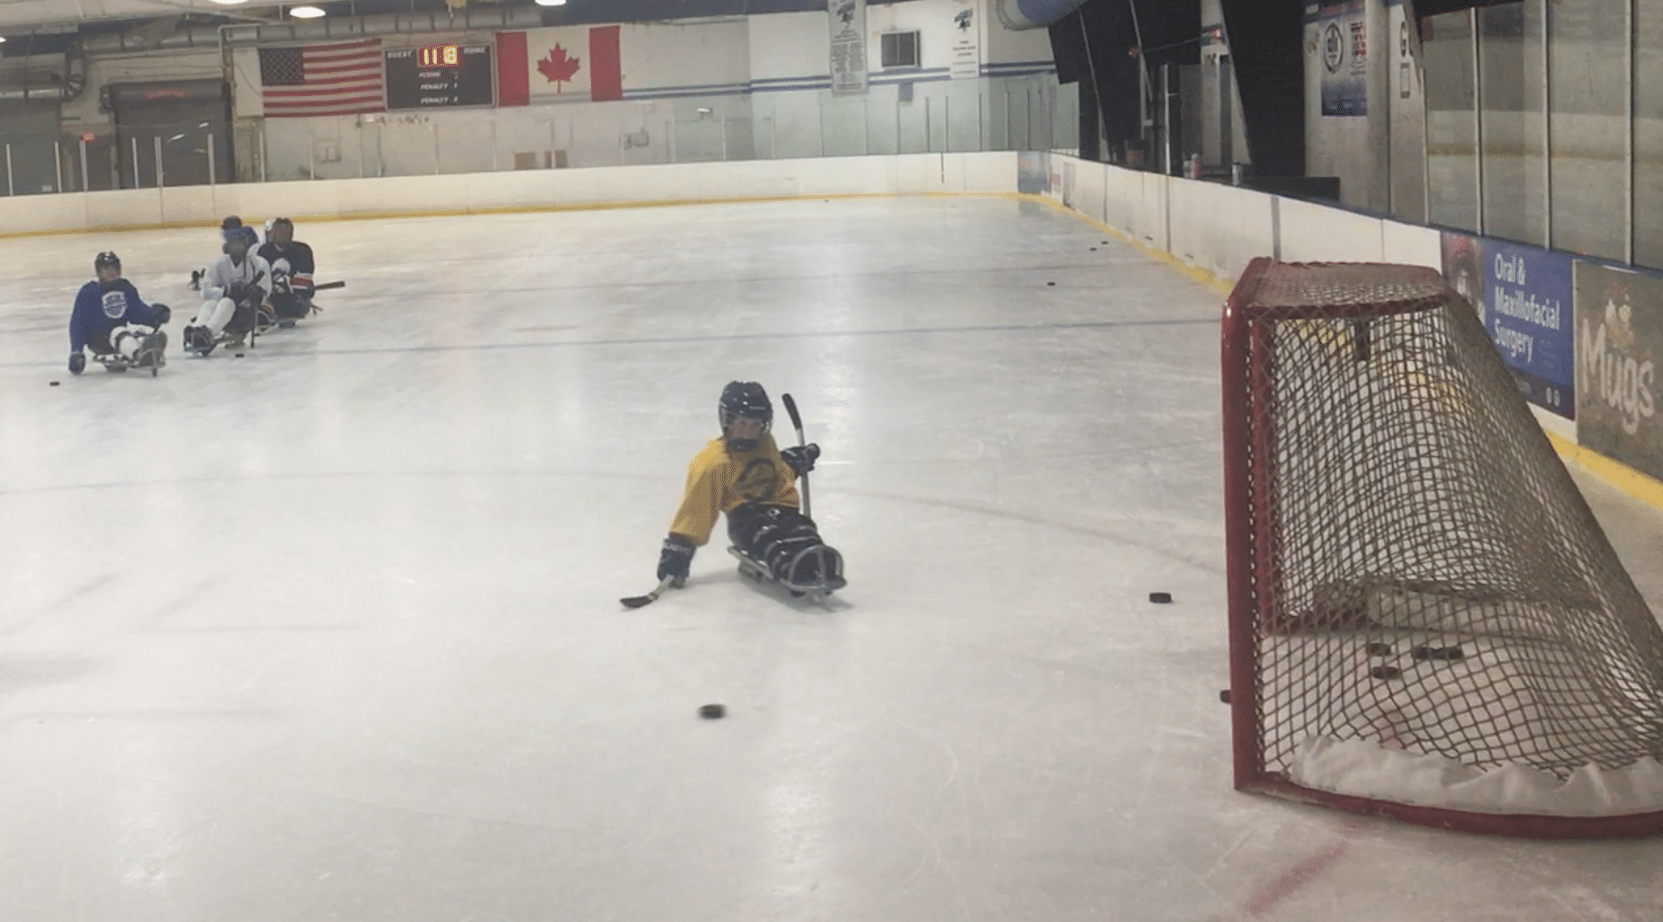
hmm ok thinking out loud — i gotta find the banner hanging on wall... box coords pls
[829,0,869,96]
[1575,262,1663,480]
[1440,231,1575,419]
[950,0,981,80]
[1309,1,1368,117]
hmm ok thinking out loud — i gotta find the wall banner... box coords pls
[1575,262,1663,479]
[950,0,981,80]
[1310,1,1368,117]
[829,0,869,97]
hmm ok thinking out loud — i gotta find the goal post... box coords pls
[1220,257,1663,838]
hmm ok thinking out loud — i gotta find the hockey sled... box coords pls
[728,544,846,601]
[92,344,165,377]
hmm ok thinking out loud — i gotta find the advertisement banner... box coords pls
[829,0,869,97]
[1311,1,1368,117]
[1441,232,1575,418]
[950,0,981,80]
[1575,262,1663,479]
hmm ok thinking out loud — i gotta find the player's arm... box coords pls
[658,452,724,585]
[290,242,316,293]
[251,256,275,298]
[68,284,96,355]
[203,260,231,301]
[122,281,169,327]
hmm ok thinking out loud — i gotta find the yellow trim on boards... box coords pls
[1545,430,1663,512]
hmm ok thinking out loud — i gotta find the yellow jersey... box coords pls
[669,433,801,546]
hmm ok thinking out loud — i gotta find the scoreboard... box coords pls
[385,44,494,110]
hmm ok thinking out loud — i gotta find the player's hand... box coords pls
[151,303,171,325]
[781,443,820,477]
[68,352,86,375]
[657,534,695,586]
[226,281,249,303]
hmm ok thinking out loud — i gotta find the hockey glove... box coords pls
[68,352,86,375]
[657,534,695,586]
[151,303,171,326]
[781,443,820,478]
[226,281,250,303]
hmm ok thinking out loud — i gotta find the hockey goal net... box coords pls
[1221,258,1663,838]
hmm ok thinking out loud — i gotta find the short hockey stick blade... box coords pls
[313,280,346,291]
[781,392,804,435]
[620,576,674,609]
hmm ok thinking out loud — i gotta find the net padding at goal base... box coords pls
[1220,258,1663,838]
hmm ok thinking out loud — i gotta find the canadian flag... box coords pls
[496,26,622,106]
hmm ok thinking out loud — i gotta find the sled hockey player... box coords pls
[182,224,272,356]
[654,381,845,598]
[68,251,170,375]
[256,217,317,326]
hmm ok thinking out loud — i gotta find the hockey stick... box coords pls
[781,392,811,520]
[312,280,345,291]
[620,576,674,609]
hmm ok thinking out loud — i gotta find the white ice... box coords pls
[2,196,1662,921]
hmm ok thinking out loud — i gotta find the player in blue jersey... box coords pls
[67,251,169,375]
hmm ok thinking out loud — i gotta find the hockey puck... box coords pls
[1365,642,1394,657]
[1218,689,1231,704]
[234,352,245,358]
[49,381,59,387]
[1412,644,1465,662]
[1149,591,1172,604]
[1047,281,1056,286]
[1370,666,1402,680]
[699,704,726,720]
[1091,246,1098,251]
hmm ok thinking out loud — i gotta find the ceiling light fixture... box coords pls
[534,0,567,6]
[209,0,248,5]
[289,5,326,17]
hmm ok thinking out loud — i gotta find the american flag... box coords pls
[260,39,385,117]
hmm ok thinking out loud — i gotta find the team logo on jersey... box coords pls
[734,457,780,503]
[101,290,127,319]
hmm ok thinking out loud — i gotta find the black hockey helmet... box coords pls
[221,215,244,230]
[719,381,772,450]
[94,251,121,274]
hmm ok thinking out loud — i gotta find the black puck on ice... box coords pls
[1365,642,1394,657]
[1370,666,1402,680]
[1047,281,1056,286]
[1412,644,1465,662]
[1149,591,1172,604]
[699,704,726,720]
[1218,689,1231,704]
[49,380,60,387]
[234,352,245,358]
[1090,246,1098,251]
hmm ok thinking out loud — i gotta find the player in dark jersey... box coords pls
[67,251,169,374]
[257,217,317,325]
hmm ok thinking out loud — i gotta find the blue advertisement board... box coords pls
[1441,232,1575,418]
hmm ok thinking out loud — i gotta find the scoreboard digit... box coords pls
[385,44,494,110]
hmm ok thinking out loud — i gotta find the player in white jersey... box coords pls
[183,225,273,356]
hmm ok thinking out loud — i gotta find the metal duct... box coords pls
[77,5,547,54]
[0,45,88,103]
[995,0,1092,30]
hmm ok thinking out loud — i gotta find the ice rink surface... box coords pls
[1,196,1661,921]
